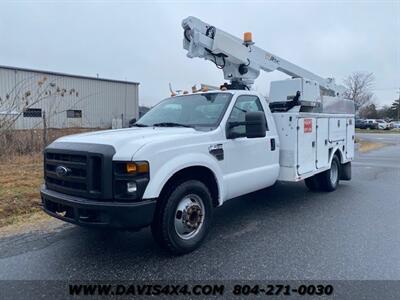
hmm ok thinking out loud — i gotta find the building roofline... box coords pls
[0,65,140,85]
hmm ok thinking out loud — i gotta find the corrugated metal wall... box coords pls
[0,66,139,129]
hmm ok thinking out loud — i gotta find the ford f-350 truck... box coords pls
[41,17,354,254]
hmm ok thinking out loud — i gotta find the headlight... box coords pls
[113,161,150,201]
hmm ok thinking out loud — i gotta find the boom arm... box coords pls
[182,16,344,94]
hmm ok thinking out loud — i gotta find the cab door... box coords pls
[221,95,279,199]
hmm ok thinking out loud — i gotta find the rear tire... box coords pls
[318,155,340,192]
[151,180,213,255]
[304,175,321,191]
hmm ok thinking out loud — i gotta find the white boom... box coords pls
[182,16,344,95]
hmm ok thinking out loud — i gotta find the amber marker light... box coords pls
[137,162,149,173]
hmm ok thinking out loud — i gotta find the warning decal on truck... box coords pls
[304,119,312,133]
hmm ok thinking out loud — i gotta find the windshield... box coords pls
[136,93,232,129]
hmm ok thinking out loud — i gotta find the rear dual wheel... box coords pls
[305,155,340,192]
[304,175,321,191]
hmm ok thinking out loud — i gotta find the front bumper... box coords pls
[41,186,156,229]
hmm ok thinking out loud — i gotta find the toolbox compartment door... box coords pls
[297,118,316,175]
[316,118,329,169]
[346,118,355,159]
[329,118,347,143]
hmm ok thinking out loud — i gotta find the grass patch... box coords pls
[0,154,43,227]
[358,140,386,153]
[0,128,100,227]
[0,211,59,238]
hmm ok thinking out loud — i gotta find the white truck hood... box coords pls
[55,127,199,160]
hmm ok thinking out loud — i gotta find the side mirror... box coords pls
[128,118,137,127]
[245,111,266,138]
[227,111,266,139]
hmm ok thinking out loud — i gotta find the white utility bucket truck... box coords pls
[41,17,354,254]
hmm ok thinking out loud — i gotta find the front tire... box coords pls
[151,180,213,255]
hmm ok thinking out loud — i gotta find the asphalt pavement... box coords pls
[0,133,399,280]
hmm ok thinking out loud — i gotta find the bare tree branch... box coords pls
[343,72,375,111]
[0,76,81,131]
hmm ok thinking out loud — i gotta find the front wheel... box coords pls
[318,155,340,192]
[151,180,213,255]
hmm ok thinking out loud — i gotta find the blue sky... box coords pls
[0,0,399,107]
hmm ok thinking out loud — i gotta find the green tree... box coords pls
[377,105,391,119]
[359,103,378,119]
[391,98,400,121]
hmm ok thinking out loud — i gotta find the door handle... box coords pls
[270,138,276,151]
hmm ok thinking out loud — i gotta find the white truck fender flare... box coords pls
[142,153,225,205]
[330,146,345,164]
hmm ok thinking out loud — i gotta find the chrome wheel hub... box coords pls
[174,194,205,240]
[330,161,339,186]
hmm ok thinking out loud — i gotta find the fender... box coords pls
[142,152,226,205]
[329,145,345,164]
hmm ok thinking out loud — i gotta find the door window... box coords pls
[227,95,267,137]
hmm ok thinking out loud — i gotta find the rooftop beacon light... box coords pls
[243,32,254,46]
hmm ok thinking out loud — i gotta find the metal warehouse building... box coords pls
[0,65,139,129]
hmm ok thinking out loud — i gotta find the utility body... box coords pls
[41,17,354,254]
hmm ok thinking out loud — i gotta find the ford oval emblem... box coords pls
[56,166,70,177]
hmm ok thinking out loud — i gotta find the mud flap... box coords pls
[340,162,352,181]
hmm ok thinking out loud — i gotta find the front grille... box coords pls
[44,151,102,198]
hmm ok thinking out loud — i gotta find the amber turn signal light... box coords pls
[126,162,149,174]
[126,163,137,173]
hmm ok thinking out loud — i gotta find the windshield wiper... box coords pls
[131,123,148,127]
[152,122,193,128]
